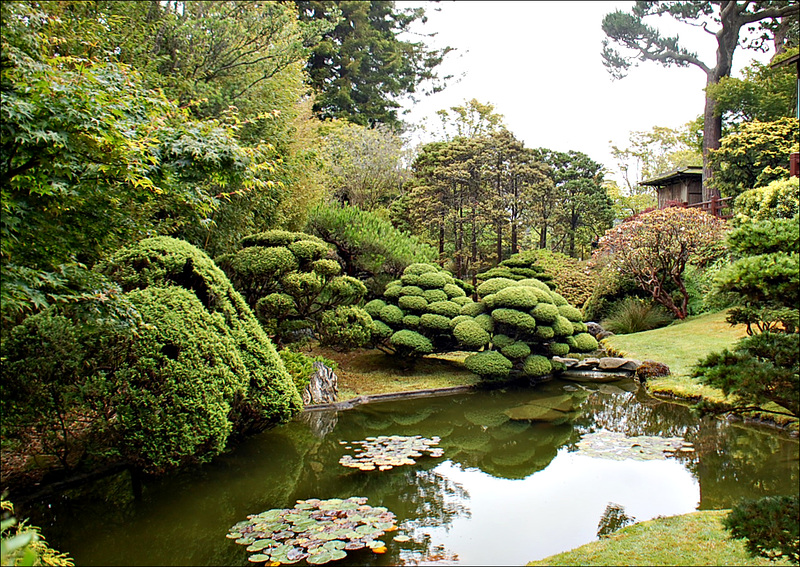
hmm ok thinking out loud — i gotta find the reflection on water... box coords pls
[21,379,799,566]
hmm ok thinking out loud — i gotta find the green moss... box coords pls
[465,350,513,380]
[501,341,532,359]
[532,303,559,324]
[523,354,552,377]
[453,320,491,349]
[426,300,461,318]
[398,294,429,312]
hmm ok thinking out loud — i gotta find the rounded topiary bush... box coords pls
[501,341,531,360]
[371,320,394,340]
[379,304,404,326]
[532,303,559,324]
[450,315,473,329]
[363,299,387,318]
[550,292,569,306]
[465,350,513,380]
[492,286,540,309]
[318,305,373,350]
[404,262,440,275]
[552,315,574,337]
[476,278,517,297]
[474,313,495,333]
[402,314,421,328]
[443,283,467,298]
[461,301,485,317]
[399,285,425,297]
[549,342,571,356]
[523,354,552,377]
[400,273,421,286]
[423,288,449,303]
[571,332,599,353]
[572,321,588,334]
[427,300,461,318]
[418,271,448,289]
[491,308,537,332]
[534,325,555,340]
[491,334,515,348]
[390,330,434,356]
[420,313,452,332]
[453,320,491,349]
[558,304,583,322]
[398,294,429,312]
[99,237,301,431]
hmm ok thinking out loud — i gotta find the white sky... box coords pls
[397,1,776,183]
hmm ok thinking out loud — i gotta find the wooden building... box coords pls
[640,166,704,208]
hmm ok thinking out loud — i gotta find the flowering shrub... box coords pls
[593,207,728,319]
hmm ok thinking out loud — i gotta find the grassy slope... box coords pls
[307,345,478,400]
[602,310,797,430]
[527,510,793,566]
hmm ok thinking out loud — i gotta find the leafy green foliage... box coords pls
[279,347,337,396]
[733,178,799,226]
[307,202,436,295]
[593,207,728,319]
[693,332,799,418]
[520,249,597,309]
[723,495,799,564]
[601,297,675,335]
[709,118,799,199]
[1,499,73,567]
[217,230,370,347]
[464,350,513,380]
[338,435,443,471]
[297,1,452,128]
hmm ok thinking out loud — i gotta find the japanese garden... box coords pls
[1,1,798,566]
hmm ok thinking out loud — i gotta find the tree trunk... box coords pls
[496,219,503,264]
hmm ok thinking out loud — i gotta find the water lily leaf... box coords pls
[393,535,411,542]
[372,546,388,554]
[344,541,366,551]
[247,539,277,552]
[236,537,256,545]
[227,532,242,539]
[248,553,271,563]
[306,550,334,565]
[367,540,386,549]
[323,540,346,550]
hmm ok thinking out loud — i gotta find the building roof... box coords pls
[639,166,703,187]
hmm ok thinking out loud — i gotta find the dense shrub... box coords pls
[318,305,373,350]
[723,495,799,563]
[453,320,491,349]
[278,347,337,395]
[476,251,553,287]
[216,230,370,347]
[523,249,597,308]
[4,237,302,476]
[601,298,675,334]
[465,350,513,380]
[733,178,799,226]
[390,329,434,356]
[523,354,552,377]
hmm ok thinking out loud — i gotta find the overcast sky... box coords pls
[397,1,776,183]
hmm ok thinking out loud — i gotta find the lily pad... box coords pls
[228,497,398,565]
[339,435,444,471]
[576,430,690,461]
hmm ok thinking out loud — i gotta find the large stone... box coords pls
[599,357,642,371]
[552,356,580,368]
[302,361,339,405]
[575,357,601,369]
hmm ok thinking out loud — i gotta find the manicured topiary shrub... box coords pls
[465,350,513,380]
[318,305,373,350]
[523,354,552,377]
[371,265,596,380]
[571,332,599,353]
[453,319,491,349]
[4,238,303,477]
[476,251,554,287]
[216,230,371,347]
[521,249,597,309]
[390,329,434,356]
[97,237,302,432]
[371,263,473,357]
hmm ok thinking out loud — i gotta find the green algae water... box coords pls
[22,379,799,566]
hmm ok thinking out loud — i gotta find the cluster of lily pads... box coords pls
[339,435,444,471]
[576,430,695,461]
[228,497,403,565]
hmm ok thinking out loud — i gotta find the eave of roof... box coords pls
[639,166,703,187]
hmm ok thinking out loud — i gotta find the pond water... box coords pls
[23,379,799,566]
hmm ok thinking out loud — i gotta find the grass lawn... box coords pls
[307,345,478,400]
[601,310,797,430]
[527,510,793,566]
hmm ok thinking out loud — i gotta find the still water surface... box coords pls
[26,379,799,566]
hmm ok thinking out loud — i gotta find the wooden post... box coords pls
[710,194,719,217]
[791,152,799,178]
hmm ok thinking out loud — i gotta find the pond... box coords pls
[23,379,799,566]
